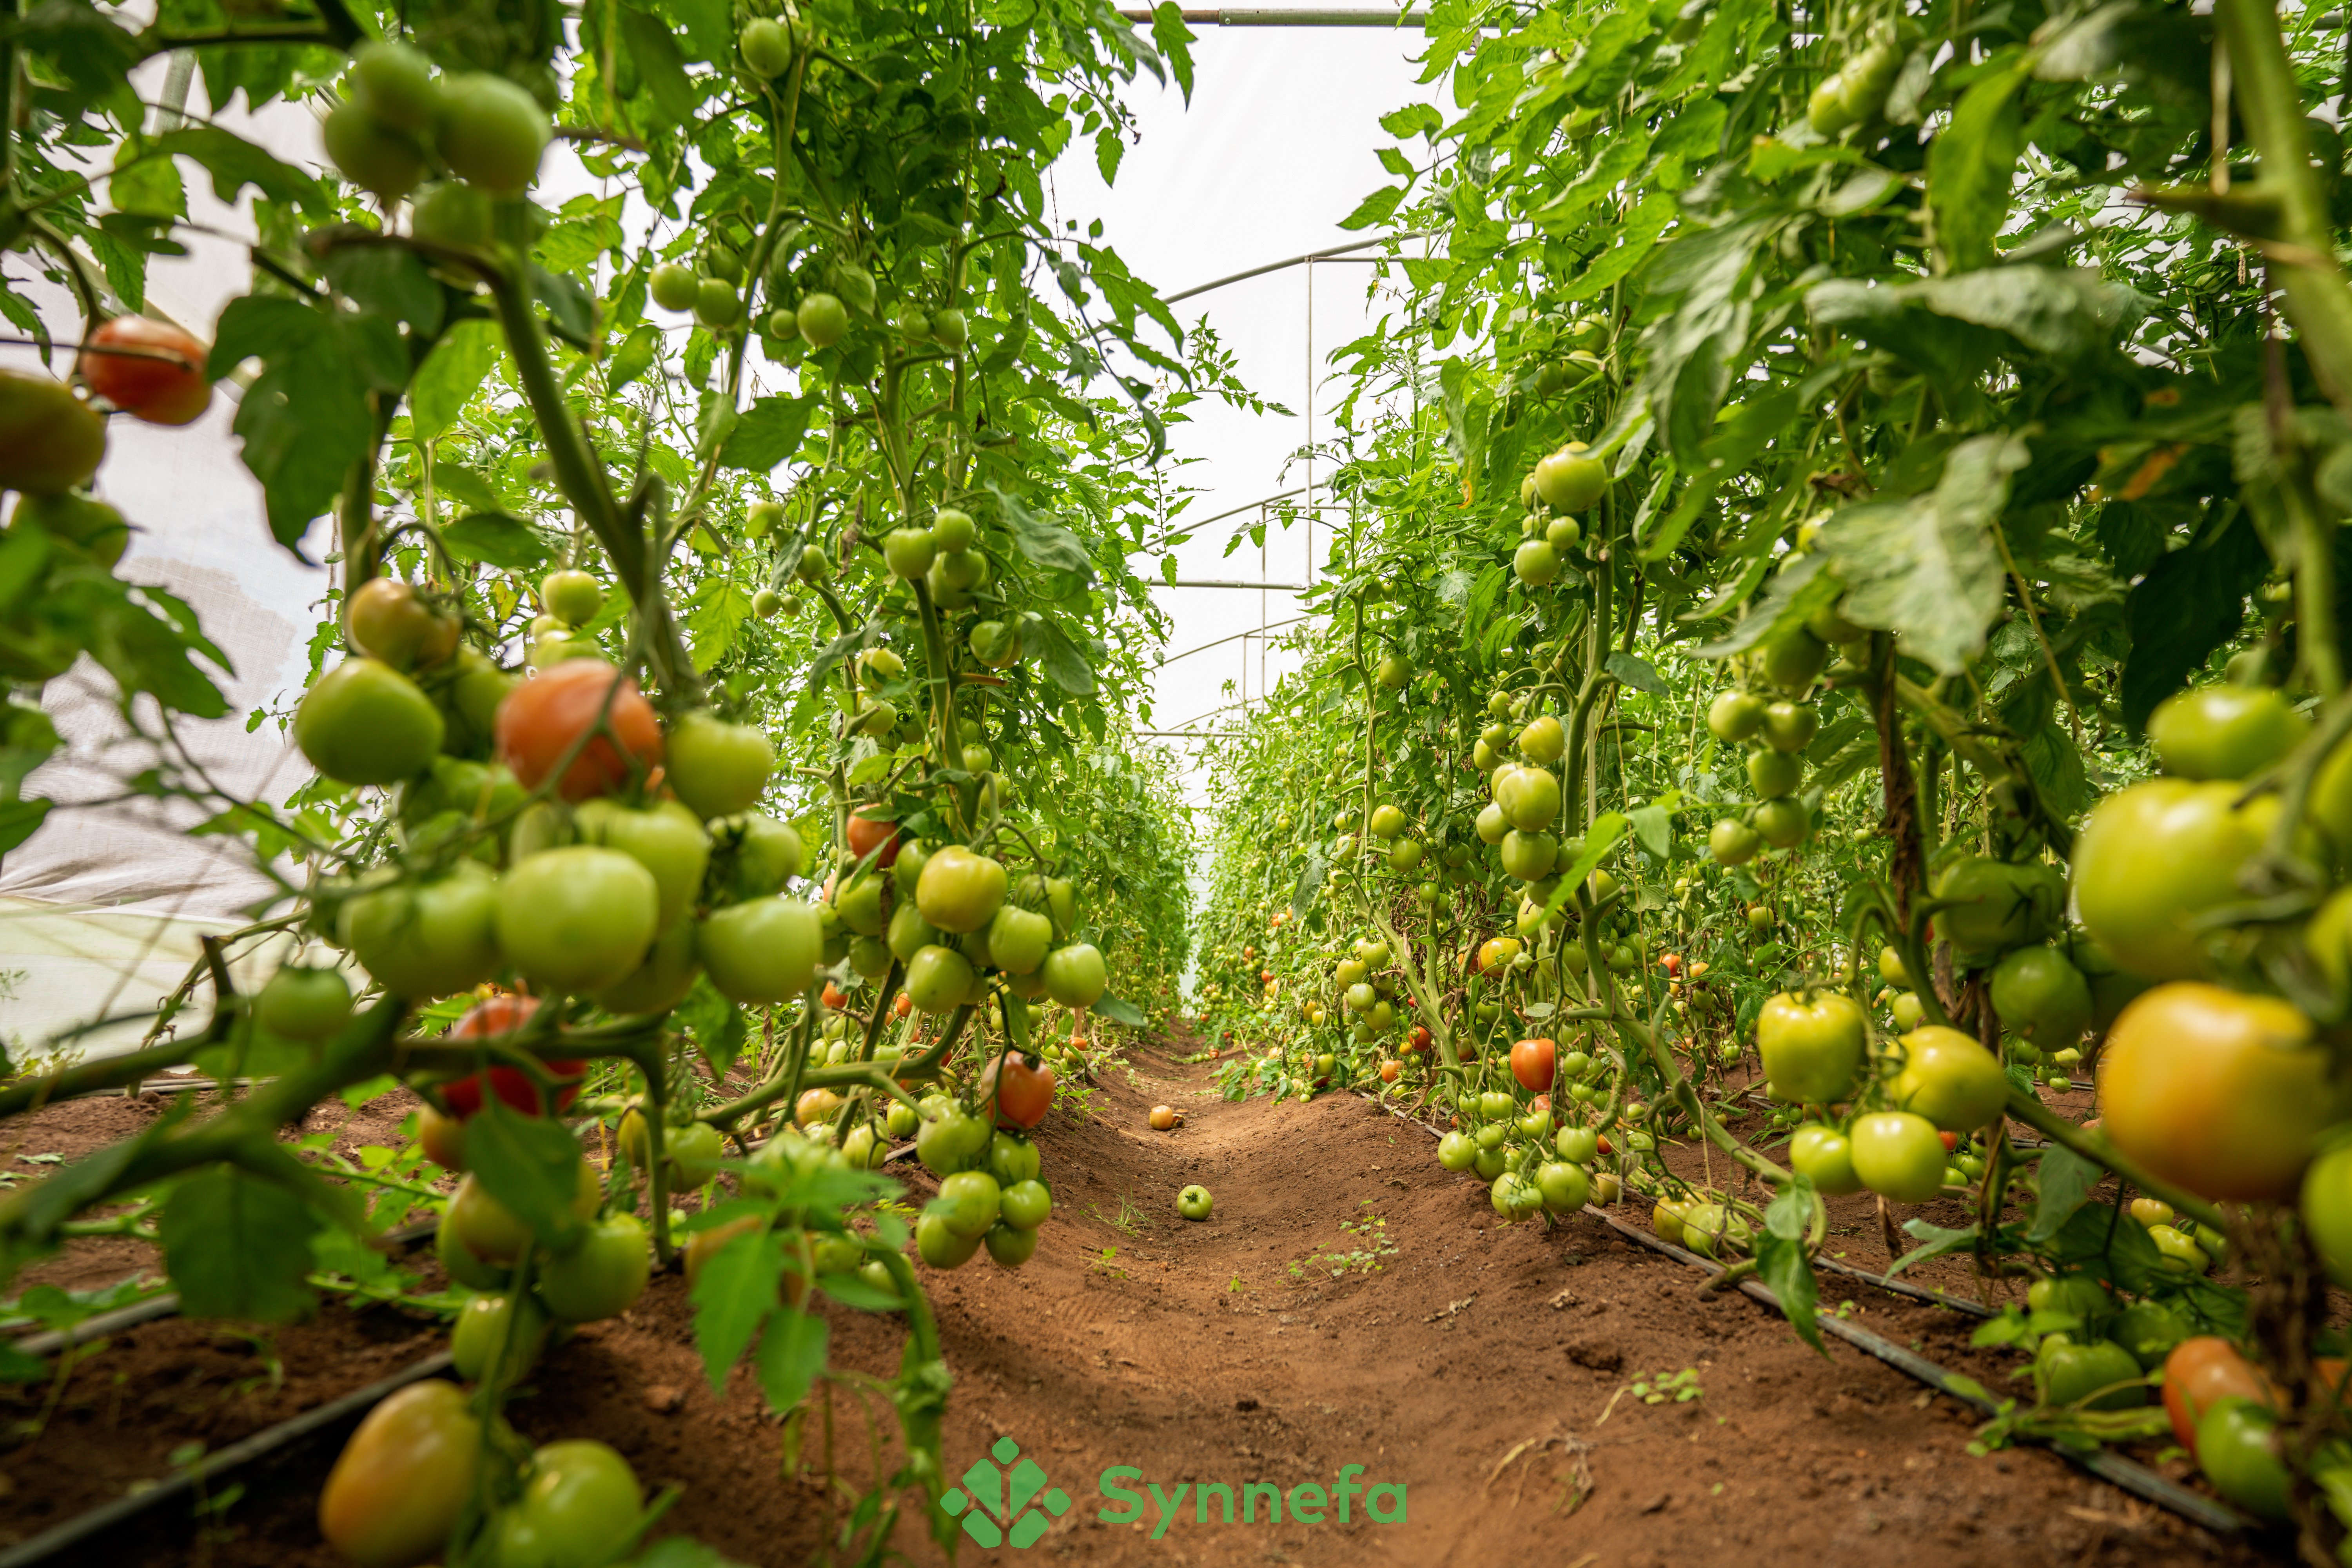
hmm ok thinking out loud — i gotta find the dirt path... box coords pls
[68,1030,2274,1566]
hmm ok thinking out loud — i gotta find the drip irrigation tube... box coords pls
[1363,1091,2250,1537]
[0,1352,458,1568]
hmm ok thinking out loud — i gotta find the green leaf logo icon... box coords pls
[939,1436,1072,1548]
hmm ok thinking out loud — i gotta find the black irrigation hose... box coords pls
[8,1217,441,1358]
[1587,1209,2250,1536]
[0,1352,458,1568]
[1358,1088,2252,1538]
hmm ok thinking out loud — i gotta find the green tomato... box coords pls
[665,711,775,820]
[2108,1299,2189,1371]
[2147,684,2307,781]
[649,263,699,312]
[665,1122,725,1188]
[797,292,850,347]
[1848,1111,1946,1203]
[433,73,549,199]
[1931,855,2066,957]
[1708,818,1761,866]
[1512,539,1561,586]
[1759,701,1818,752]
[597,917,700,1014]
[324,100,429,199]
[1988,943,2092,1045]
[1437,1129,1477,1171]
[740,16,795,76]
[1707,690,1766,742]
[1757,991,1865,1103]
[916,1208,984,1268]
[571,798,709,931]
[915,846,1008,934]
[1747,748,1800,800]
[490,851,657,1001]
[988,903,1054,975]
[255,965,353,1040]
[1760,628,1829,691]
[2035,1336,2145,1411]
[1177,1184,1215,1220]
[436,1207,509,1291]
[1534,1160,1589,1214]
[916,1105,991,1176]
[983,1221,1040,1267]
[1042,942,1107,1007]
[1000,1178,1053,1230]
[298,657,445,786]
[2071,780,2275,980]
[1788,1124,1864,1194]
[989,1131,1043,1186]
[2195,1398,2294,1522]
[697,897,822,1004]
[905,944,976,1012]
[534,1214,650,1323]
[1495,765,1562,830]
[1889,1025,2008,1132]
[936,1170,1003,1238]
[1532,442,1606,511]
[1554,1125,1599,1164]
[452,1290,549,1385]
[490,1440,644,1568]
[339,862,502,999]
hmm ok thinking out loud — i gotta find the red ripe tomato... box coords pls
[81,315,211,425]
[495,660,663,801]
[1532,1093,1551,1116]
[846,808,901,865]
[982,1051,1056,1128]
[442,996,584,1118]
[892,993,912,1019]
[821,981,849,1010]
[1510,1036,1557,1093]
[1405,1025,1431,1053]
[1259,969,1274,983]
[1596,1133,1614,1156]
[1379,1060,1401,1083]
[1662,952,1682,975]
[1938,1129,1958,1153]
[2162,1338,2278,1455]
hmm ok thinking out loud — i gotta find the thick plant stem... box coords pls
[2215,0,2352,414]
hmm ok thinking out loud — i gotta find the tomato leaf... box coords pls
[1817,433,2028,676]
[1603,652,1666,696]
[1094,993,1145,1027]
[410,319,503,442]
[691,1225,781,1394]
[677,976,749,1077]
[1887,1219,1980,1277]
[157,1166,322,1323]
[441,514,554,571]
[988,485,1095,581]
[2118,508,2268,733]
[1337,186,1405,232]
[720,395,816,472]
[753,1307,830,1414]
[1149,2,1197,102]
[465,1098,591,1257]
[2027,1144,2105,1243]
[1926,55,2029,274]
[1756,1178,1824,1356]
[1290,845,1328,920]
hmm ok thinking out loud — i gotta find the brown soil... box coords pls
[11,1032,2285,1567]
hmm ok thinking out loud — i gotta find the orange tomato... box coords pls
[2162,1338,2279,1454]
[1510,1036,1557,1093]
[318,1380,479,1568]
[495,660,663,801]
[81,315,211,425]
